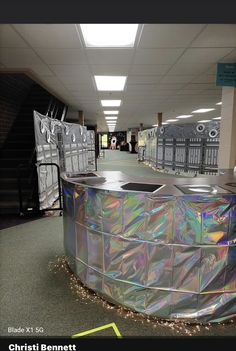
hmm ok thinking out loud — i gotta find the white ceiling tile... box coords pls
[185,83,220,90]
[39,77,68,92]
[191,75,216,83]
[128,75,162,84]
[204,65,217,75]
[0,25,28,48]
[34,48,87,64]
[27,64,54,77]
[13,24,82,48]
[97,91,123,99]
[126,84,157,92]
[50,65,91,80]
[161,75,195,83]
[0,48,46,66]
[139,24,205,48]
[91,64,130,75]
[62,84,90,92]
[61,79,94,90]
[87,49,134,64]
[154,89,179,96]
[155,83,185,90]
[130,64,171,75]
[219,49,236,63]
[167,63,212,75]
[69,90,97,97]
[178,48,233,63]
[177,89,204,95]
[191,24,236,47]
[133,48,184,64]
[199,89,221,95]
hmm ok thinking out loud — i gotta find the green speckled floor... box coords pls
[97,150,181,178]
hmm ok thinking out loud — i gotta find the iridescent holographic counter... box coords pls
[62,171,236,323]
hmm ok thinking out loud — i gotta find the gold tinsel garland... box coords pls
[48,256,234,336]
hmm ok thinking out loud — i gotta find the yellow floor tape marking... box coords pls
[72,322,122,338]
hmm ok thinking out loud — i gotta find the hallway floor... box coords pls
[97,150,182,178]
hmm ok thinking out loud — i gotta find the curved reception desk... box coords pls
[61,171,236,323]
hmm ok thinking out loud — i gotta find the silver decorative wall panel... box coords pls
[138,123,220,175]
[33,111,95,210]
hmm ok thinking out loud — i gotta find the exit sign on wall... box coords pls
[216,63,236,87]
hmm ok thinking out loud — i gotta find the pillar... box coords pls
[140,123,143,131]
[157,112,162,127]
[218,87,236,170]
[78,110,84,126]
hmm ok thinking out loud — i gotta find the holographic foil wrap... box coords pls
[62,176,236,323]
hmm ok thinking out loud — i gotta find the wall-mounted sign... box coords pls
[216,63,236,87]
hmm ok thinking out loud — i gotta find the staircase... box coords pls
[0,84,51,214]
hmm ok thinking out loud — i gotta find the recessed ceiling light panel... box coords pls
[166,119,178,122]
[105,116,118,120]
[176,115,193,119]
[198,120,211,123]
[104,111,119,115]
[80,24,139,47]
[101,100,121,107]
[95,76,127,91]
[212,117,221,120]
[216,102,222,105]
[192,108,215,113]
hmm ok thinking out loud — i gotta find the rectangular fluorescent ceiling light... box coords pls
[212,117,221,120]
[166,119,178,122]
[198,120,211,122]
[95,76,127,91]
[192,108,215,113]
[105,116,118,120]
[101,100,121,107]
[152,122,168,126]
[176,115,193,119]
[107,123,116,126]
[80,24,139,47]
[216,102,222,105]
[104,111,119,115]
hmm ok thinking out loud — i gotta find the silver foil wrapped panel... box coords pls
[62,177,236,323]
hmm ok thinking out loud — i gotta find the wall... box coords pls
[0,74,34,147]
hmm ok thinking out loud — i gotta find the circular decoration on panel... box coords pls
[209,128,218,138]
[40,119,47,134]
[71,133,76,142]
[64,125,70,135]
[160,126,164,134]
[196,124,205,133]
[46,130,51,143]
[50,121,55,135]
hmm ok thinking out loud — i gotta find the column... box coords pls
[218,87,236,170]
[157,112,162,127]
[78,110,84,126]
